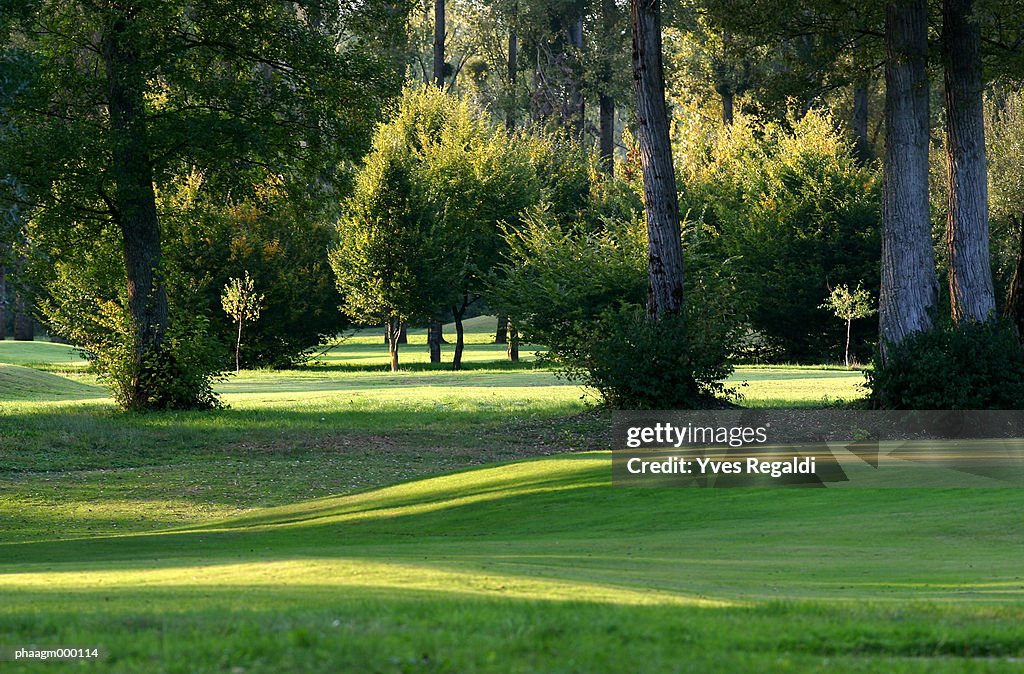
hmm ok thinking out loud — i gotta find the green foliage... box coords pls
[221,272,265,326]
[676,109,881,362]
[2,0,409,397]
[163,174,345,368]
[820,282,876,324]
[492,211,739,408]
[866,320,1024,410]
[985,91,1024,303]
[37,224,225,410]
[41,280,223,410]
[331,86,540,329]
[560,306,737,409]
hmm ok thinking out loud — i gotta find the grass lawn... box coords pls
[1,328,1020,672]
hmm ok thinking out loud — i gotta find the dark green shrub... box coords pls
[866,320,1024,409]
[491,211,740,409]
[557,305,737,409]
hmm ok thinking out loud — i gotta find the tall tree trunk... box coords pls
[13,287,33,341]
[433,0,445,88]
[568,15,586,141]
[852,38,872,164]
[720,31,735,126]
[0,266,6,340]
[721,90,734,126]
[386,317,401,371]
[630,0,685,319]
[451,302,466,371]
[102,13,169,407]
[1004,216,1024,335]
[879,0,937,357]
[853,83,871,163]
[506,3,518,132]
[508,318,519,362]
[845,318,852,368]
[427,319,443,363]
[600,93,616,175]
[943,0,995,323]
[495,315,508,343]
[598,0,616,173]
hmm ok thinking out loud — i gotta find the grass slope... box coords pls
[1,454,1023,673]
[0,364,105,402]
[0,339,86,367]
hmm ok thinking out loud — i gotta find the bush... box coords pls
[558,305,737,409]
[676,110,881,362]
[491,210,740,408]
[162,172,349,369]
[39,240,226,410]
[866,320,1024,409]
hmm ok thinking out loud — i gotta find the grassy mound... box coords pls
[0,364,104,402]
[0,339,86,367]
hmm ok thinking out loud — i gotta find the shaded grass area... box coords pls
[2,456,1023,672]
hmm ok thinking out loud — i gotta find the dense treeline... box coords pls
[2,0,1024,409]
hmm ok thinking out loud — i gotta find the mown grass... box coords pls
[1,456,1023,672]
[3,331,1019,672]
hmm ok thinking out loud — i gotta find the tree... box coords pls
[879,0,938,357]
[3,0,406,408]
[221,272,265,373]
[820,282,876,367]
[630,0,685,319]
[332,87,540,371]
[331,134,446,372]
[943,0,996,323]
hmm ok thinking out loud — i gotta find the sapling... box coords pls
[222,272,265,373]
[820,283,876,368]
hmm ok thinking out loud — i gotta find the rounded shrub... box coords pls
[866,320,1024,409]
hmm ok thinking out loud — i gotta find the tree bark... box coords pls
[452,303,466,371]
[630,0,685,319]
[853,83,871,163]
[600,93,616,175]
[433,0,446,88]
[386,317,401,371]
[845,318,852,368]
[506,3,518,133]
[102,13,169,407]
[879,0,938,357]
[943,0,995,323]
[721,90,734,126]
[13,287,33,341]
[852,38,872,164]
[495,315,508,344]
[427,319,443,363]
[507,318,519,362]
[0,266,6,340]
[235,318,242,373]
[568,15,586,141]
[382,322,407,344]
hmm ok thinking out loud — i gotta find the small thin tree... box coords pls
[820,283,876,368]
[221,272,265,373]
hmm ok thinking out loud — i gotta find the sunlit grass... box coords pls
[3,328,1020,672]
